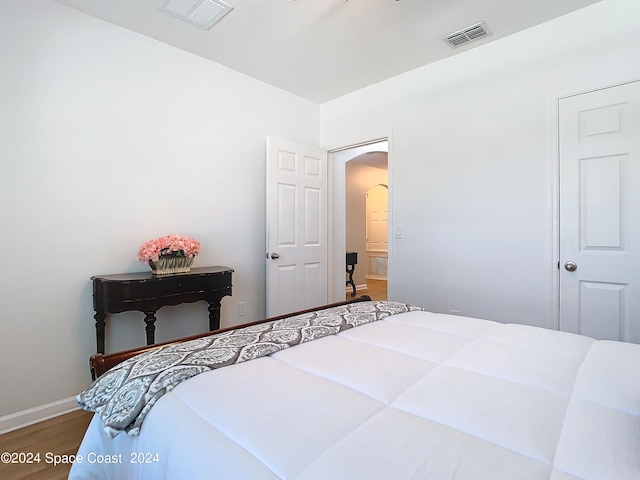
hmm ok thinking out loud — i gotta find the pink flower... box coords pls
[138,235,201,262]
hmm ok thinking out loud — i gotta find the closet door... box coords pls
[558,81,640,342]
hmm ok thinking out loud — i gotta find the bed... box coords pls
[69,298,640,479]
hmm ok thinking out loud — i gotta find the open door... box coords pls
[266,136,328,317]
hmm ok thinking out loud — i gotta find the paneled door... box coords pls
[559,81,640,342]
[266,136,328,317]
[366,184,388,252]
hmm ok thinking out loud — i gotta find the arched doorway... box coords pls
[344,152,388,301]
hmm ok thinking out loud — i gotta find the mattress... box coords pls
[69,307,640,479]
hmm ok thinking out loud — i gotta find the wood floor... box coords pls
[0,409,93,479]
[348,278,387,302]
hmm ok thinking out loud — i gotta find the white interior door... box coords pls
[366,184,388,252]
[559,81,640,342]
[266,136,328,317]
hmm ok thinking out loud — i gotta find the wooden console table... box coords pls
[91,266,233,354]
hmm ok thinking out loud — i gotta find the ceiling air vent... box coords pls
[443,22,491,48]
[158,0,234,30]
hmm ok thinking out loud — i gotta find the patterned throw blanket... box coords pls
[77,301,423,438]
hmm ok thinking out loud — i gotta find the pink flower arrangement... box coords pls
[138,234,201,263]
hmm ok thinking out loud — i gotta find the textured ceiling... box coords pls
[53,0,601,103]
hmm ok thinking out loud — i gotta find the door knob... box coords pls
[564,261,577,272]
[270,252,280,260]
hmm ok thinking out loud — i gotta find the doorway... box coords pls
[329,139,389,303]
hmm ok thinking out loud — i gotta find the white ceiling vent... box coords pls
[158,0,234,30]
[442,22,491,48]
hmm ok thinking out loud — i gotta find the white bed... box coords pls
[69,302,640,479]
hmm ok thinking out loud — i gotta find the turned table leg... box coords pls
[346,264,357,297]
[94,311,107,354]
[144,312,157,345]
[208,302,221,331]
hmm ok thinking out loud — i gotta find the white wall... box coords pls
[321,0,640,328]
[0,0,318,419]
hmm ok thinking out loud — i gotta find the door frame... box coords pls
[554,77,640,332]
[328,136,392,303]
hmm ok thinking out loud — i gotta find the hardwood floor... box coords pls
[348,278,387,301]
[0,409,93,479]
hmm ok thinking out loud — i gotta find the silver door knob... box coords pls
[270,252,280,260]
[564,261,577,272]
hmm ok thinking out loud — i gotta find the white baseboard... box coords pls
[346,283,368,294]
[365,275,388,281]
[0,397,80,435]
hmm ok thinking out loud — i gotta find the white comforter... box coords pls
[69,310,640,479]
